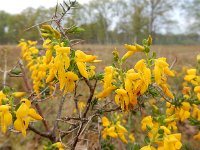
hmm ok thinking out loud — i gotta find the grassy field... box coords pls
[0,44,200,149]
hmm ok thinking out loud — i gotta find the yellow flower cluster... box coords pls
[101,116,134,143]
[0,91,42,136]
[18,40,52,95]
[153,58,175,99]
[97,43,174,111]
[166,102,191,122]
[14,99,43,136]
[141,116,182,150]
[19,25,99,96]
[183,68,200,100]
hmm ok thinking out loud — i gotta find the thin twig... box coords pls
[24,19,59,31]
[170,56,177,69]
[28,125,50,138]
[52,93,67,141]
[82,79,98,118]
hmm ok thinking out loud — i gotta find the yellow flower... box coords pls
[122,51,134,61]
[102,126,118,139]
[194,86,200,93]
[116,121,128,143]
[140,145,156,150]
[193,131,200,140]
[134,59,151,95]
[115,89,129,111]
[162,133,182,150]
[0,105,12,133]
[176,102,190,122]
[160,126,171,134]
[122,44,144,61]
[54,45,70,70]
[0,91,7,105]
[43,39,52,49]
[192,104,200,121]
[153,57,174,85]
[167,121,177,131]
[64,71,79,93]
[78,101,86,112]
[141,116,153,131]
[14,99,42,136]
[88,66,96,78]
[96,86,116,98]
[97,66,116,98]
[52,142,64,150]
[194,86,200,100]
[102,116,111,127]
[12,92,26,98]
[129,133,135,143]
[184,69,199,85]
[75,50,98,78]
[160,84,174,99]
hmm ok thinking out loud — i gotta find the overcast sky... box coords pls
[0,0,188,34]
[0,0,90,14]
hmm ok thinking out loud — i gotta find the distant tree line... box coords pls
[0,0,200,45]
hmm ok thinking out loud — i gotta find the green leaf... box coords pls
[144,46,150,53]
[144,136,150,144]
[158,129,164,134]
[10,67,21,75]
[2,86,11,94]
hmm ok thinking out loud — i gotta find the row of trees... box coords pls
[0,0,200,44]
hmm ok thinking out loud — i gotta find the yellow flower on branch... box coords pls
[14,99,42,136]
[0,91,7,105]
[141,116,154,131]
[192,104,200,121]
[97,66,116,98]
[116,121,128,143]
[101,116,129,143]
[129,133,135,143]
[194,86,200,100]
[102,116,111,127]
[193,131,200,140]
[64,71,79,93]
[176,102,190,122]
[134,59,151,94]
[140,145,156,150]
[125,70,138,107]
[115,89,129,111]
[158,133,182,150]
[154,57,174,85]
[75,50,98,78]
[52,142,64,150]
[0,105,12,133]
[153,58,174,99]
[122,44,144,61]
[184,69,200,85]
[102,126,118,139]
[12,92,26,98]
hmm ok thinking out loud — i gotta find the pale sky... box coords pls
[0,0,187,34]
[0,0,90,14]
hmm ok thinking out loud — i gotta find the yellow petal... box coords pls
[12,92,26,98]
[14,118,27,137]
[102,117,110,127]
[77,62,88,78]
[122,51,135,61]
[28,108,43,120]
[124,44,137,52]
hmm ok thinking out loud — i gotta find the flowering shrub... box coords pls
[1,2,200,150]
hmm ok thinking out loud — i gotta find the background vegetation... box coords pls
[0,0,200,45]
